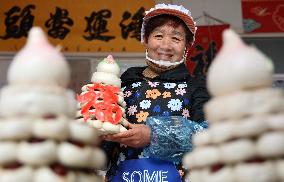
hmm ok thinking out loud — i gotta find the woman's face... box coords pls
[144,23,187,63]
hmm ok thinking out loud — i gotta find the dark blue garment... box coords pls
[113,158,182,182]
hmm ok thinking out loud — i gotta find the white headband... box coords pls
[141,3,197,44]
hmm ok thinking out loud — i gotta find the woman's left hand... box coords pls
[102,123,151,148]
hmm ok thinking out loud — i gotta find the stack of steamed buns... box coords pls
[0,27,106,182]
[183,29,284,182]
[76,55,128,135]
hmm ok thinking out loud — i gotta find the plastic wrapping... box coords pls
[143,116,208,164]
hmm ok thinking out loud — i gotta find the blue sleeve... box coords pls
[143,116,208,164]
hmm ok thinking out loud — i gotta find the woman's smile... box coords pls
[157,53,173,60]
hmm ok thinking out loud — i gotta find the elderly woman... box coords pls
[101,4,209,182]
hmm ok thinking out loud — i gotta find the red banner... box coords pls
[186,24,230,77]
[242,0,284,33]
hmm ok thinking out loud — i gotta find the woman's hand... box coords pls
[101,123,151,148]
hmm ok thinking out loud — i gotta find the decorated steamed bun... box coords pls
[77,55,127,134]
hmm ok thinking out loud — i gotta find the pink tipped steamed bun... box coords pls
[207,29,274,96]
[7,27,70,87]
[96,55,120,76]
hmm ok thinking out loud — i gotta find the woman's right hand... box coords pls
[101,123,151,148]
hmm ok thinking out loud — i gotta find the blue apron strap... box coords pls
[113,158,182,182]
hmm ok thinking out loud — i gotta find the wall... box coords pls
[173,0,244,32]
[0,58,9,88]
[0,53,146,92]
[1,0,283,90]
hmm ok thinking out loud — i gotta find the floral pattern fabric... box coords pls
[123,80,192,123]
